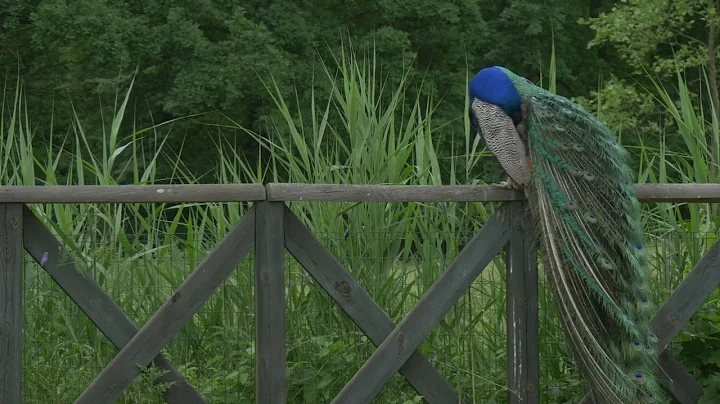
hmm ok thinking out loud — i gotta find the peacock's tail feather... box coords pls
[500,67,666,403]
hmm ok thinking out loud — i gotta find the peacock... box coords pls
[468,66,665,403]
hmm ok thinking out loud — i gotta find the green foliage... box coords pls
[3,1,720,402]
[582,0,711,76]
[580,0,720,181]
[634,61,720,404]
[10,47,516,403]
[5,40,720,402]
[479,0,608,94]
[574,76,661,136]
[1,0,615,181]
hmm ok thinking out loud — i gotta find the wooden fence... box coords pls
[1,183,719,404]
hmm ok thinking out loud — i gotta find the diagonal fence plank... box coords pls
[331,205,512,404]
[505,202,539,404]
[578,235,719,404]
[22,205,205,403]
[283,206,464,404]
[651,237,720,352]
[643,235,720,403]
[255,202,286,403]
[658,351,704,404]
[578,354,704,404]
[0,204,22,404]
[74,206,256,404]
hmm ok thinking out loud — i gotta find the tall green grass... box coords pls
[2,46,718,403]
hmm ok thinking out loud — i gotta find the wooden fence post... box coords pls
[255,201,286,404]
[0,204,22,404]
[506,202,539,403]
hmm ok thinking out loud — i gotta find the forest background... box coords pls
[3,0,719,183]
[2,1,720,403]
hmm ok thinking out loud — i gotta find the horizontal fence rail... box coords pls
[3,182,720,203]
[0,184,267,203]
[0,182,718,403]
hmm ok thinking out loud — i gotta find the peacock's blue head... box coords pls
[468,66,522,137]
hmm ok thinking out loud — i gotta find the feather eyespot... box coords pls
[572,143,584,152]
[600,258,613,269]
[584,212,597,223]
[633,371,646,384]
[645,393,656,403]
[566,200,579,211]
[569,168,582,176]
[635,242,645,255]
[582,172,595,181]
[633,340,642,351]
[644,344,654,354]
[648,333,658,343]
[552,123,565,131]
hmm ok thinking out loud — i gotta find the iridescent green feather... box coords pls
[498,67,665,403]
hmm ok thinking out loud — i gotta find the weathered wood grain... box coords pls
[267,183,524,202]
[255,202,286,404]
[0,184,265,203]
[635,183,720,202]
[1,183,720,203]
[266,182,720,202]
[658,350,704,404]
[651,238,720,351]
[283,206,464,404]
[0,204,22,404]
[74,207,256,404]
[331,205,512,404]
[21,206,205,403]
[505,202,539,404]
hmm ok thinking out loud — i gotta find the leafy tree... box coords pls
[1,0,622,182]
[581,0,720,177]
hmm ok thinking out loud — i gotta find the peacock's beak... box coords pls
[468,99,483,139]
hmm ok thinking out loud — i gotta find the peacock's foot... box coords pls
[494,176,522,190]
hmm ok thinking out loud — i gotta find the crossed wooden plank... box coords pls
[330,198,719,403]
[0,202,535,403]
[70,203,257,403]
[20,196,714,403]
[283,204,494,403]
[649,237,720,403]
[70,201,511,403]
[328,204,515,403]
[21,205,207,403]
